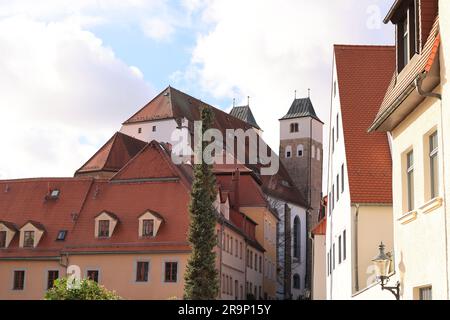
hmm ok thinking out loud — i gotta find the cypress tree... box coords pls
[184,105,219,300]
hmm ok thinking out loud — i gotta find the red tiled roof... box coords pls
[122,86,308,207]
[0,142,265,258]
[312,218,326,236]
[334,45,395,204]
[75,132,146,175]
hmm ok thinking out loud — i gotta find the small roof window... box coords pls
[56,230,67,241]
[50,189,60,198]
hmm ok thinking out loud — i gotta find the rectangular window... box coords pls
[332,128,335,153]
[0,231,6,248]
[406,151,415,212]
[341,164,344,193]
[13,271,25,290]
[259,256,262,273]
[223,275,226,294]
[419,286,432,300]
[397,2,417,73]
[332,185,335,210]
[240,242,243,259]
[136,261,149,282]
[152,126,156,132]
[332,243,336,270]
[138,127,142,134]
[327,252,330,276]
[47,270,59,290]
[142,219,154,237]
[23,231,34,248]
[165,262,178,283]
[343,230,347,261]
[87,270,99,283]
[336,175,340,201]
[235,239,238,257]
[338,236,342,264]
[429,132,439,199]
[230,236,233,255]
[336,114,339,141]
[328,192,331,216]
[98,220,110,237]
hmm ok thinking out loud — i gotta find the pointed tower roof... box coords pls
[75,132,146,175]
[230,105,261,130]
[280,97,322,123]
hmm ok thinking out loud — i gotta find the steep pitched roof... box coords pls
[75,132,146,175]
[230,105,261,130]
[334,45,395,204]
[280,98,322,123]
[121,86,308,207]
[111,141,181,182]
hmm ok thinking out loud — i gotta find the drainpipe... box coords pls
[354,204,360,293]
[415,71,448,299]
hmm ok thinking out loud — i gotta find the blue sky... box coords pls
[0,0,395,179]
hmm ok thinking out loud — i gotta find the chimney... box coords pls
[232,168,240,212]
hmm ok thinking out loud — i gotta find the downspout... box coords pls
[415,71,448,298]
[354,204,360,293]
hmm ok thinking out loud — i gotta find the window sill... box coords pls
[419,197,443,215]
[398,210,418,225]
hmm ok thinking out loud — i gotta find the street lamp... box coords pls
[372,242,400,300]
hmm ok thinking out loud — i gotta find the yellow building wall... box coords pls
[391,85,448,299]
[0,253,189,300]
[241,207,277,299]
[352,204,393,295]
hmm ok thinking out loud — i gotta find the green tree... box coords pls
[45,277,121,300]
[184,105,219,300]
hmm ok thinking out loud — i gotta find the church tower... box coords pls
[279,96,323,293]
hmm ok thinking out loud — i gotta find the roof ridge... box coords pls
[334,44,395,50]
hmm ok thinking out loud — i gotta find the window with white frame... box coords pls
[406,150,415,212]
[285,146,292,159]
[297,145,304,157]
[429,132,439,199]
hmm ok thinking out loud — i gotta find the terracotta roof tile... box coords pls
[334,45,395,204]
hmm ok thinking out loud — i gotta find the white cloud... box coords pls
[177,0,395,189]
[0,15,154,179]
[141,16,175,41]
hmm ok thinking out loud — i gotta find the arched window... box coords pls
[285,146,292,159]
[311,145,315,159]
[293,216,301,259]
[317,148,321,161]
[297,145,304,157]
[293,274,301,289]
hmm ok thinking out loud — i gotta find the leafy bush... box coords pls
[45,277,121,300]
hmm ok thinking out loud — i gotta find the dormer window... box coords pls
[98,220,110,237]
[23,231,35,248]
[396,0,417,73]
[0,231,6,248]
[19,221,45,248]
[46,189,60,201]
[94,211,119,239]
[138,210,164,238]
[142,220,154,237]
[0,221,17,248]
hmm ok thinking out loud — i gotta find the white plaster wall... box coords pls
[120,118,191,147]
[326,56,354,300]
[312,234,326,300]
[280,117,322,143]
[391,88,448,299]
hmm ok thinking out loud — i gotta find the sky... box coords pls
[0,0,395,180]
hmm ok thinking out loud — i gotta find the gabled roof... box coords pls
[0,220,18,231]
[22,220,46,231]
[121,86,308,207]
[94,210,119,221]
[75,132,146,175]
[111,141,181,182]
[230,105,261,130]
[334,45,395,204]
[280,97,322,123]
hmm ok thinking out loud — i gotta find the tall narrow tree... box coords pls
[184,105,219,300]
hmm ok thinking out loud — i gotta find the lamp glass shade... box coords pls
[372,242,391,278]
